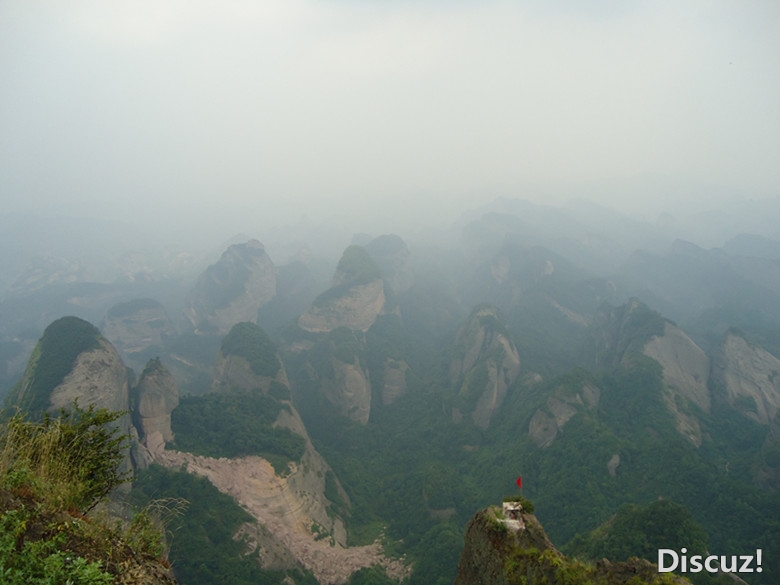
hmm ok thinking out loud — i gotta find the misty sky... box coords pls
[2,0,779,235]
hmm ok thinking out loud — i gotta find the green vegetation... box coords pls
[171,390,305,475]
[221,322,281,378]
[1,405,129,514]
[336,245,382,285]
[566,500,708,566]
[0,404,167,583]
[7,317,102,418]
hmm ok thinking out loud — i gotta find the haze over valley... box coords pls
[2,1,780,584]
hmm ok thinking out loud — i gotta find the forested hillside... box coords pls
[2,201,780,585]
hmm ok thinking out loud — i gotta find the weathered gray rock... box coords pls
[48,337,131,419]
[714,332,780,425]
[185,239,276,335]
[298,245,386,333]
[528,390,594,448]
[450,305,521,429]
[640,322,711,446]
[322,357,372,424]
[643,322,711,412]
[298,279,385,333]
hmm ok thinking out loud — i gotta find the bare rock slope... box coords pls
[185,239,276,335]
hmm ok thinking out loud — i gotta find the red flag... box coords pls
[516,476,523,489]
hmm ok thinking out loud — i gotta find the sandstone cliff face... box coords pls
[714,332,780,425]
[102,298,176,371]
[643,322,711,412]
[298,245,386,334]
[450,306,521,429]
[48,337,135,479]
[210,332,354,545]
[322,357,372,424]
[10,317,144,477]
[148,342,405,584]
[642,322,711,446]
[298,279,385,333]
[185,239,276,335]
[133,358,179,445]
[148,444,407,585]
[528,384,600,448]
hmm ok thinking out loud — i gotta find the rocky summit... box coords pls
[185,239,276,335]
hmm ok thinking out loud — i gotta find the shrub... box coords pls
[0,404,129,514]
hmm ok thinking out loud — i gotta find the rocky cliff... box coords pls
[713,331,780,425]
[365,234,414,295]
[455,505,688,585]
[449,305,521,429]
[642,322,711,446]
[185,239,276,335]
[528,381,600,448]
[211,323,349,539]
[131,357,179,470]
[8,316,134,473]
[142,322,404,583]
[298,245,385,333]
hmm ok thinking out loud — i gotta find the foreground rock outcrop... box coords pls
[455,505,688,585]
[7,316,134,474]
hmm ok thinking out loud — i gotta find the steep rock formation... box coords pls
[643,322,711,413]
[642,322,711,446]
[148,446,408,585]
[103,298,176,371]
[298,245,385,333]
[185,239,276,335]
[8,316,134,473]
[455,506,687,585]
[449,305,521,429]
[212,322,284,394]
[714,332,780,425]
[133,358,179,445]
[322,357,372,424]
[365,234,414,295]
[145,321,394,581]
[528,383,600,448]
[211,322,348,538]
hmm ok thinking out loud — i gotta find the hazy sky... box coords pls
[2,0,779,235]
